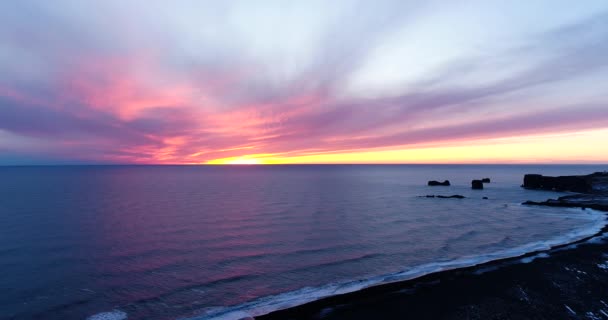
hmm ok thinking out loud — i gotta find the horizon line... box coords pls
[2,163,608,167]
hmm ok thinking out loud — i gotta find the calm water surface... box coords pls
[0,165,606,320]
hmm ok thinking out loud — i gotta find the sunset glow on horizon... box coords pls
[208,157,265,165]
[200,128,608,165]
[1,1,608,165]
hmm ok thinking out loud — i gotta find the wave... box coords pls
[186,209,607,320]
[87,310,127,320]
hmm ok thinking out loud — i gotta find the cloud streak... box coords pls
[0,1,607,164]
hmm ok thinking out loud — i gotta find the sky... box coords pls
[1,0,608,165]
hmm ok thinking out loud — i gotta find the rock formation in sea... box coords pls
[428,180,451,186]
[481,178,491,183]
[522,172,608,193]
[522,172,608,210]
[421,195,465,199]
[523,194,608,211]
[471,180,484,189]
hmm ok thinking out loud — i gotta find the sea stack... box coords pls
[472,180,484,189]
[428,180,451,186]
[481,178,491,183]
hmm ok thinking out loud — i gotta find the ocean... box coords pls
[0,165,606,320]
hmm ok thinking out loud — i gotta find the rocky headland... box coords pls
[522,172,608,211]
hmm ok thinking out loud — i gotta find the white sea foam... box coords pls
[86,310,127,320]
[520,252,550,263]
[185,209,606,320]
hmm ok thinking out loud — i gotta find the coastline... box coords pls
[183,172,608,320]
[191,174,608,320]
[193,208,607,320]
[254,173,608,320]
[257,222,608,319]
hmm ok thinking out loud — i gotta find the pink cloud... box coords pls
[1,11,608,164]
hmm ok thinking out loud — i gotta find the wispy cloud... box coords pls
[0,1,607,163]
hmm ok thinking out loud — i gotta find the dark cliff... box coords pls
[522,172,608,194]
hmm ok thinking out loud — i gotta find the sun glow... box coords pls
[203,129,608,165]
[228,158,262,165]
[207,157,264,165]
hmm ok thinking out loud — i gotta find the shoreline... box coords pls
[255,175,608,320]
[194,173,608,320]
[258,223,608,319]
[256,211,608,320]
[194,208,607,320]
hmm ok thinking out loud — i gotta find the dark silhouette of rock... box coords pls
[482,197,488,199]
[522,172,608,193]
[438,195,465,199]
[472,180,483,189]
[523,174,543,189]
[522,193,608,211]
[522,172,608,212]
[420,195,465,199]
[481,178,491,183]
[428,180,450,186]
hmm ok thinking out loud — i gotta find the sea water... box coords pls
[0,165,605,320]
